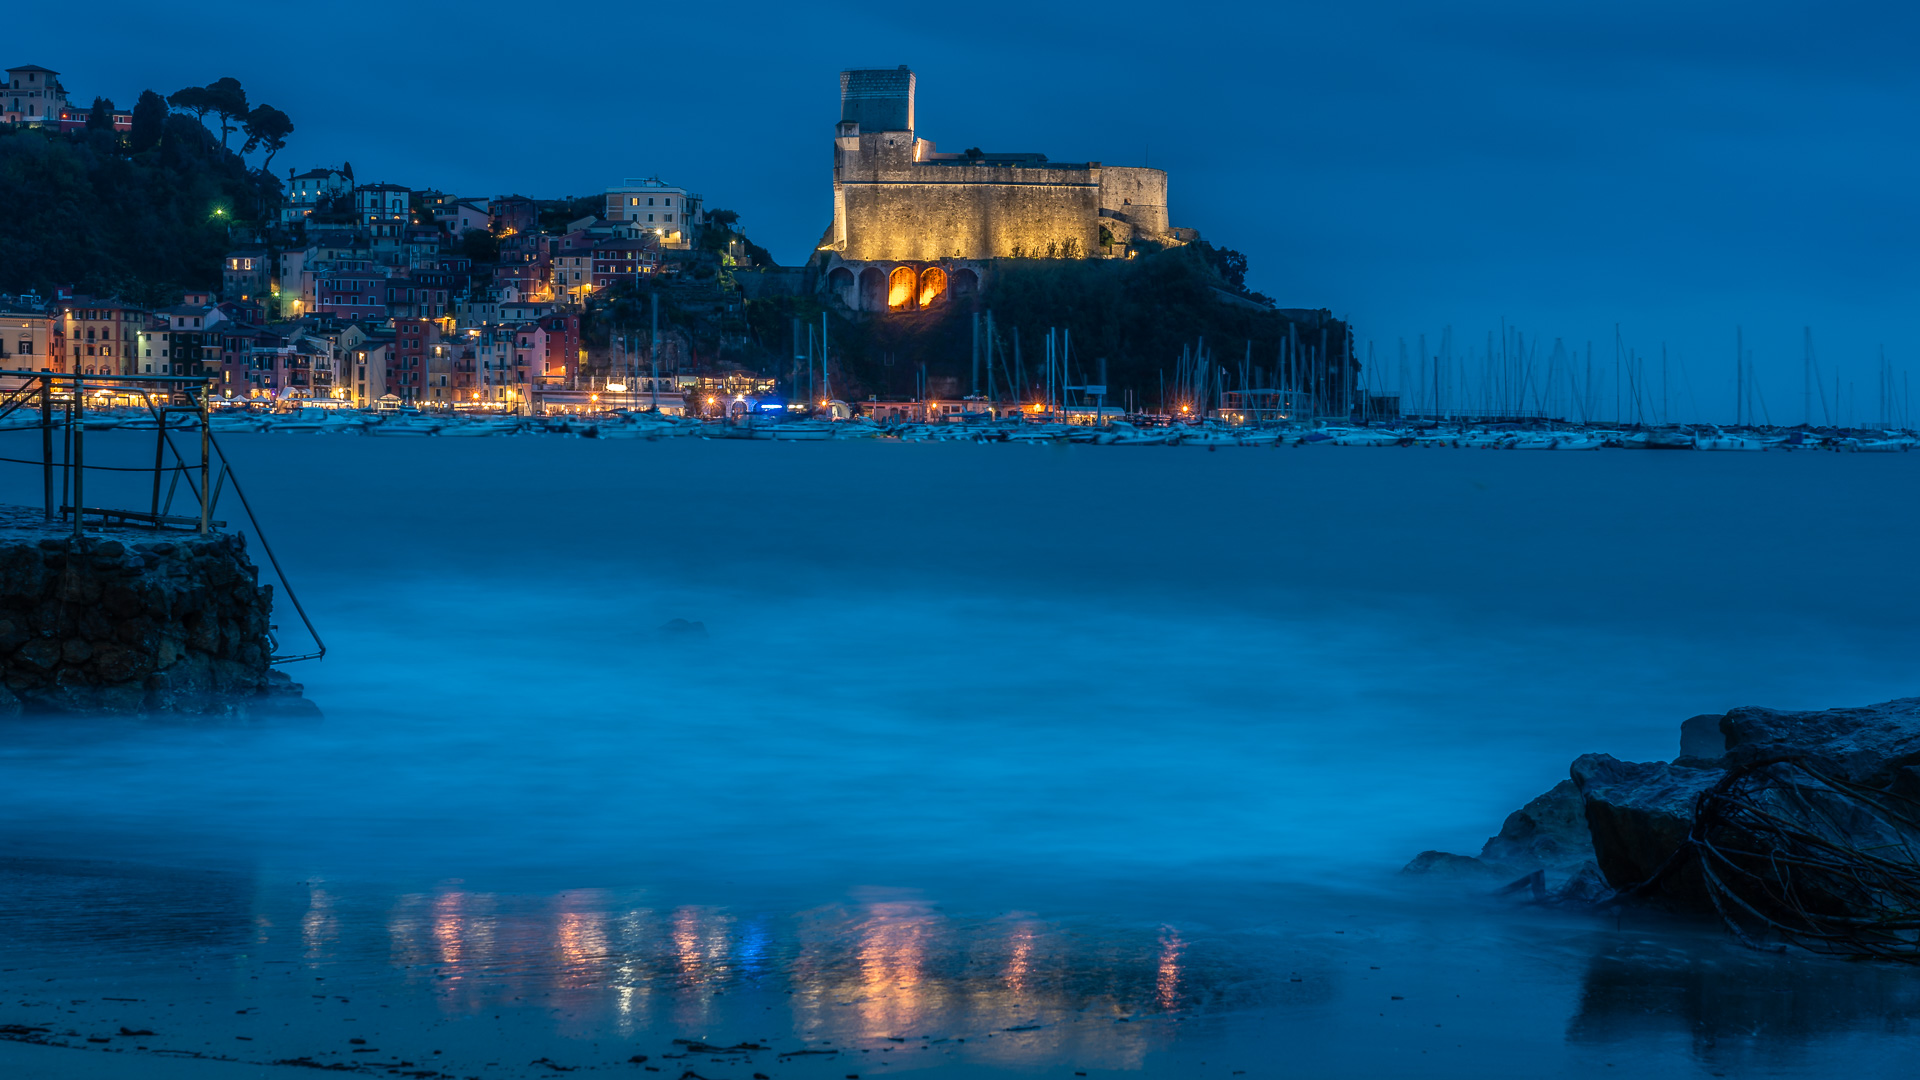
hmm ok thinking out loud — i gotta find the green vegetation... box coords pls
[0,75,295,305]
[0,117,277,305]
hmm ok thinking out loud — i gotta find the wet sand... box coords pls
[7,857,1920,1079]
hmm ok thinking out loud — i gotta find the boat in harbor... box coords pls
[1843,436,1909,452]
[1694,429,1766,451]
[437,418,522,437]
[1620,430,1694,450]
[363,414,443,437]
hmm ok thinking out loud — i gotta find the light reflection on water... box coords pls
[4,441,1920,1074]
[271,877,1190,1071]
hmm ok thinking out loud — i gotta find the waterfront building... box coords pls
[62,300,146,376]
[2,303,62,372]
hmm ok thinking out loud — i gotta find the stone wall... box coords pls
[838,179,1100,262]
[0,509,313,717]
[1097,167,1170,237]
[835,131,1101,262]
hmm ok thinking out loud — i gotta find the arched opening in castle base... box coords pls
[888,266,917,311]
[826,266,854,306]
[949,268,978,302]
[918,267,947,308]
[858,267,886,311]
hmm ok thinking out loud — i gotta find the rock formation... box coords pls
[1406,698,1920,917]
[0,510,314,717]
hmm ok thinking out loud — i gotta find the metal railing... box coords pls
[0,370,325,666]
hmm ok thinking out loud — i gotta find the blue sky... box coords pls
[13,0,1915,421]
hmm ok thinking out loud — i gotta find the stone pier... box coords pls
[0,507,315,717]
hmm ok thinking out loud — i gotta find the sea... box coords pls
[2,433,1918,1078]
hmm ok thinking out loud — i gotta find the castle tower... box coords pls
[838,66,914,135]
[833,66,915,250]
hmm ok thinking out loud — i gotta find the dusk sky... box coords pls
[15,0,1915,422]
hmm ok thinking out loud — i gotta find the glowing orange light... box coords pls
[887,267,916,310]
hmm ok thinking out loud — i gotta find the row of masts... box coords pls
[1376,325,1916,428]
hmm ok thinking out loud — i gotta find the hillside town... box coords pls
[0,62,781,416]
[3,60,1367,427]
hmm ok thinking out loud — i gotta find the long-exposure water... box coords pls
[3,434,1918,1078]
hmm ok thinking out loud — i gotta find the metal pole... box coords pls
[151,397,165,521]
[199,382,211,535]
[40,378,51,521]
[72,377,84,539]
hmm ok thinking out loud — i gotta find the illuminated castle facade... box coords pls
[814,66,1187,313]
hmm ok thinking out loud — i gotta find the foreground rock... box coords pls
[1405,697,1920,916]
[0,508,315,718]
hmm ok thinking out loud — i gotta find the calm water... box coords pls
[2,435,1918,1078]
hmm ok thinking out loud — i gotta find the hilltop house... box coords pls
[3,65,66,126]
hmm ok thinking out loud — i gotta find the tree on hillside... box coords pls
[707,209,739,228]
[130,90,166,152]
[241,104,293,172]
[460,227,500,263]
[1202,244,1250,291]
[205,77,249,148]
[167,84,212,124]
[86,97,114,133]
[0,114,266,302]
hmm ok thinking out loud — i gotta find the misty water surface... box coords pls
[2,435,1918,1078]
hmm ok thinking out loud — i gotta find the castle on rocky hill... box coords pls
[812,66,1192,314]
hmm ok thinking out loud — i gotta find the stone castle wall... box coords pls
[838,178,1101,262]
[0,510,312,716]
[836,131,1102,263]
[1097,167,1170,236]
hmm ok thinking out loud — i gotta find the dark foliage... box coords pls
[205,77,248,149]
[734,245,1349,405]
[167,85,211,123]
[130,90,166,153]
[0,120,274,305]
[1202,244,1249,290]
[459,228,500,263]
[975,244,1327,401]
[537,195,602,233]
[241,105,293,172]
[86,98,114,133]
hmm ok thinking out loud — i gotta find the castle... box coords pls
[814,66,1190,313]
